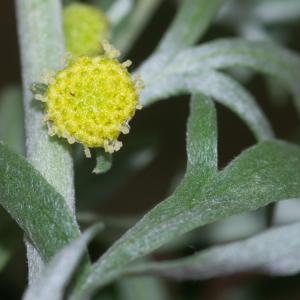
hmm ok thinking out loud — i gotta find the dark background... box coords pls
[0,0,299,299]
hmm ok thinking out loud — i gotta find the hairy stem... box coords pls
[15,0,75,282]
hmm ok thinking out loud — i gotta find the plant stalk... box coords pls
[15,0,75,283]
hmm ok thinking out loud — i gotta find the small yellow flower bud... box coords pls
[63,3,110,57]
[41,43,143,156]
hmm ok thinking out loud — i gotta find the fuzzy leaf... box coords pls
[70,96,300,299]
[254,0,300,24]
[23,225,102,300]
[137,0,224,81]
[0,142,80,261]
[140,69,273,141]
[164,39,300,113]
[186,95,217,175]
[127,221,300,279]
[139,39,300,123]
[218,0,300,27]
[157,0,224,54]
[117,276,170,300]
[107,0,133,25]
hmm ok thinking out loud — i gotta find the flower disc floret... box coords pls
[43,47,142,156]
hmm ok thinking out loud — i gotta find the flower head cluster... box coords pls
[35,42,143,157]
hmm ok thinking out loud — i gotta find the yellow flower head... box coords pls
[63,3,110,57]
[36,42,143,157]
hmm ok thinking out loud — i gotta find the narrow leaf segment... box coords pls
[0,142,80,261]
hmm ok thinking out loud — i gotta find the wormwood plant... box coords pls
[0,0,300,299]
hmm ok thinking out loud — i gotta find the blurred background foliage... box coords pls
[0,0,300,299]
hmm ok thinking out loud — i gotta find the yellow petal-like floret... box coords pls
[41,43,143,156]
[63,3,109,57]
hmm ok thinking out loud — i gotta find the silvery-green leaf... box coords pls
[185,95,217,175]
[0,142,80,261]
[141,69,273,141]
[117,276,170,300]
[126,221,300,279]
[200,211,265,244]
[107,0,133,25]
[69,94,217,298]
[137,0,224,80]
[23,225,103,300]
[274,198,300,225]
[163,39,300,113]
[157,0,224,54]
[254,0,300,24]
[69,96,300,299]
[166,39,300,84]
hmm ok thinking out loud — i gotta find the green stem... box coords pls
[15,0,75,282]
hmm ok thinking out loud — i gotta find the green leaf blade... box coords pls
[141,70,273,141]
[254,0,300,24]
[0,143,80,261]
[107,0,133,26]
[166,39,300,113]
[127,221,300,279]
[186,95,218,175]
[70,114,300,299]
[117,276,170,300]
[157,0,224,54]
[138,0,225,83]
[205,141,300,218]
[23,225,102,300]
